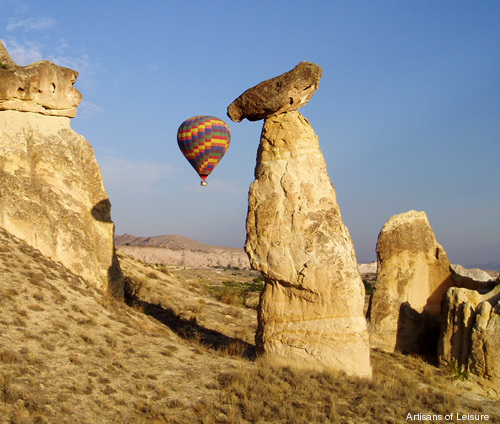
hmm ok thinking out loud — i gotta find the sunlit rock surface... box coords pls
[0,41,82,117]
[0,41,123,295]
[368,210,453,354]
[439,284,500,394]
[245,111,372,378]
[227,61,322,122]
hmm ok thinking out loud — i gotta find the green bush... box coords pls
[449,359,469,381]
[208,278,265,306]
[363,280,375,296]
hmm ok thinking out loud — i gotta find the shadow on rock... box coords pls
[396,301,440,362]
[91,199,113,223]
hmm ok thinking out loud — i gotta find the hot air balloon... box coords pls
[177,115,231,186]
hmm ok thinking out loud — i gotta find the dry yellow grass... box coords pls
[0,228,499,423]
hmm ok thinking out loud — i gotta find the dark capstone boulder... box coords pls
[227,61,322,122]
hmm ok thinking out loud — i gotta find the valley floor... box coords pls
[0,231,498,423]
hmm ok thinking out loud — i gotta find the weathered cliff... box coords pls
[0,41,122,295]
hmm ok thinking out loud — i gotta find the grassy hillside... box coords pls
[0,228,498,423]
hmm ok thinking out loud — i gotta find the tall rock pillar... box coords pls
[228,63,372,378]
[0,41,123,296]
[368,210,453,354]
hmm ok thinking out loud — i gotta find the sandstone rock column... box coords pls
[245,111,371,377]
[0,41,123,296]
[368,210,453,353]
[439,284,500,392]
[228,62,372,377]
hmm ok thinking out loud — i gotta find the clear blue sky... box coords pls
[1,1,499,266]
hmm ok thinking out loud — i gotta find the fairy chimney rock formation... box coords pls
[0,41,123,296]
[439,284,500,392]
[229,63,371,378]
[227,61,322,122]
[368,210,453,354]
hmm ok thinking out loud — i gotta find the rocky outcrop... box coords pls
[118,246,251,269]
[359,261,377,276]
[243,110,371,378]
[0,42,82,118]
[368,210,454,354]
[227,62,322,122]
[451,264,497,284]
[229,62,371,377]
[0,41,123,296]
[439,284,500,392]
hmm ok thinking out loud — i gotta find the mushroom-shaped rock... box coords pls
[227,61,322,122]
[0,41,82,118]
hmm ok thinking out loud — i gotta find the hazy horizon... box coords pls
[1,1,499,265]
[113,232,500,270]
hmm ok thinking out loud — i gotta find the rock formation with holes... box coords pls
[0,41,123,296]
[228,63,372,378]
[368,210,454,354]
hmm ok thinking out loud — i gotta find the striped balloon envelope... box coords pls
[177,115,231,186]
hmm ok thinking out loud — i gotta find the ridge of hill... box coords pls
[2,228,499,423]
[115,234,251,269]
[115,234,240,253]
[466,261,500,273]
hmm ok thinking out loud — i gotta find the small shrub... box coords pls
[161,345,178,357]
[253,275,266,285]
[80,333,95,344]
[29,271,45,285]
[4,288,19,298]
[69,354,81,364]
[28,304,44,312]
[363,280,375,295]
[12,316,27,327]
[102,385,117,395]
[0,373,19,403]
[207,279,265,307]
[0,349,19,363]
[41,341,56,351]
[449,359,469,381]
[123,275,146,299]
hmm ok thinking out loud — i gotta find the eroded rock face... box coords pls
[245,111,372,378]
[0,41,82,117]
[368,210,454,354]
[227,62,322,122]
[0,42,122,296]
[439,285,500,392]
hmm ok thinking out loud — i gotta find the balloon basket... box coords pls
[200,180,208,187]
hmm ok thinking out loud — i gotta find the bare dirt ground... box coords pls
[1,228,499,423]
